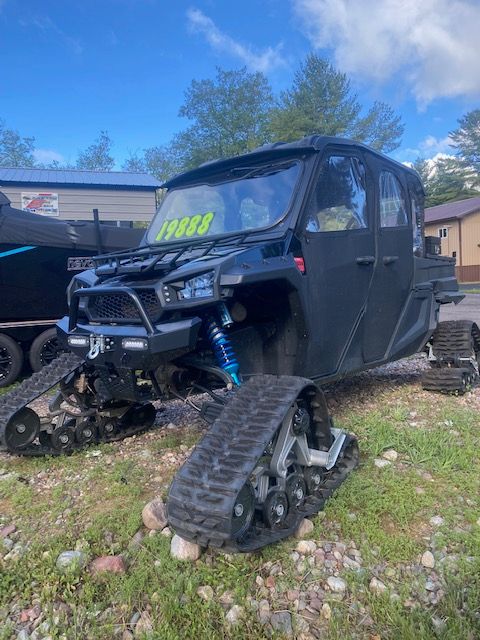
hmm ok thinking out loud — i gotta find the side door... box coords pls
[362,163,414,363]
[300,149,375,378]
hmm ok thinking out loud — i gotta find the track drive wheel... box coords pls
[263,488,289,529]
[231,482,255,539]
[0,334,23,388]
[75,419,98,446]
[51,422,76,452]
[4,408,40,451]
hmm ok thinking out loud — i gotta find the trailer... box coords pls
[0,192,144,386]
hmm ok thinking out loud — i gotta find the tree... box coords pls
[173,67,273,169]
[122,145,180,183]
[418,156,478,207]
[267,54,404,153]
[0,120,36,167]
[76,131,114,171]
[450,109,480,172]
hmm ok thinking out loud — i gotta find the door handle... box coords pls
[356,256,375,265]
[383,255,399,265]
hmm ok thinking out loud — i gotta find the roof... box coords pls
[425,196,480,223]
[164,135,420,189]
[0,167,161,189]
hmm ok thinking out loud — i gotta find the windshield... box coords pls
[147,161,301,244]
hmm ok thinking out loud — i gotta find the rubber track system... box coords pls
[0,352,82,452]
[422,320,480,394]
[167,374,358,552]
[0,352,156,456]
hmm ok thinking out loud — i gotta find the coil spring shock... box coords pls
[206,312,241,386]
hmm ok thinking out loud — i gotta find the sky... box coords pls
[1,0,479,169]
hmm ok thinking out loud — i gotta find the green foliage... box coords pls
[417,156,479,207]
[122,145,179,183]
[267,54,404,153]
[450,109,480,171]
[76,130,115,171]
[0,119,36,167]
[173,67,273,169]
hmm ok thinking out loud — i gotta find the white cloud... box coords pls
[419,135,454,156]
[33,148,65,165]
[294,0,480,106]
[394,135,455,163]
[186,8,287,73]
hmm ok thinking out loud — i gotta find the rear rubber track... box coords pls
[422,320,480,394]
[167,374,358,553]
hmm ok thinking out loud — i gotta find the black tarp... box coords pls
[0,191,144,251]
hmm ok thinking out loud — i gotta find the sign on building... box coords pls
[21,192,59,216]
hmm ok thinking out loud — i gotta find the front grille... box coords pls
[87,289,161,323]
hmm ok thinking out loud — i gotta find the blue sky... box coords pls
[1,0,479,169]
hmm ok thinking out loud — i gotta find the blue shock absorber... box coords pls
[206,312,241,386]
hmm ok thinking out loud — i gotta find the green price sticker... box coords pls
[156,211,215,241]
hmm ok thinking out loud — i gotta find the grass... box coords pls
[0,383,479,639]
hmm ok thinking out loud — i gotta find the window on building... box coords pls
[452,251,457,258]
[438,228,448,238]
[305,155,368,232]
[379,171,408,227]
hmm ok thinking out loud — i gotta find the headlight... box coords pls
[177,271,215,300]
[67,335,89,347]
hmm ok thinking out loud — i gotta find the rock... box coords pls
[294,519,314,539]
[2,537,14,551]
[161,527,172,538]
[196,585,214,601]
[142,499,168,530]
[270,611,293,637]
[225,605,244,626]
[128,530,145,552]
[170,535,201,561]
[135,610,153,637]
[56,550,88,573]
[122,631,134,640]
[421,551,435,568]
[326,576,346,593]
[369,577,387,594]
[218,590,235,607]
[255,576,264,588]
[265,575,276,589]
[17,631,30,640]
[430,516,444,527]
[20,605,41,622]
[257,599,270,624]
[0,523,16,538]
[382,449,398,462]
[374,458,391,469]
[296,540,317,555]
[321,602,332,620]
[90,555,126,575]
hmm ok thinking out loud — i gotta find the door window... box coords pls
[306,155,367,232]
[379,171,408,227]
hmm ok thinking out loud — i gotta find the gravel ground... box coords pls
[440,293,480,323]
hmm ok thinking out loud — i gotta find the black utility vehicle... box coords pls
[0,192,143,386]
[0,137,476,552]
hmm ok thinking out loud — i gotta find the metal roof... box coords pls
[425,196,480,223]
[0,167,161,189]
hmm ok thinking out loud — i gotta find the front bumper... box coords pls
[57,316,202,369]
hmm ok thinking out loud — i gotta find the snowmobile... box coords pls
[0,136,475,552]
[0,192,143,386]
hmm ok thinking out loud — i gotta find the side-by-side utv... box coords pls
[0,136,476,552]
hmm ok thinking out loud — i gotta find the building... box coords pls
[425,196,480,283]
[0,167,161,225]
